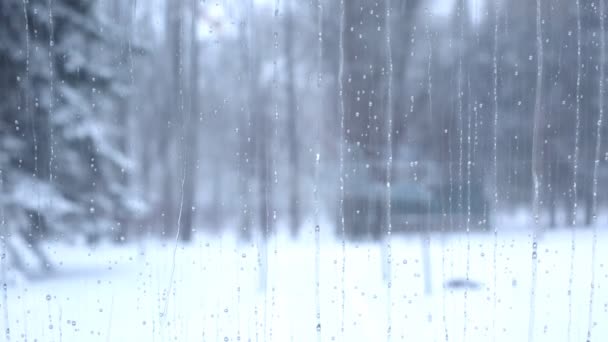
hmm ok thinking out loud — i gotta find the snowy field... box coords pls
[2,224,608,342]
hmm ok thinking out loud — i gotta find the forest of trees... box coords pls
[1,0,607,265]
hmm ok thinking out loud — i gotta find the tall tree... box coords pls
[161,0,182,236]
[0,0,130,270]
[179,0,200,242]
[284,0,301,237]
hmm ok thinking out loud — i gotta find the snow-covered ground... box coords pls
[2,224,607,341]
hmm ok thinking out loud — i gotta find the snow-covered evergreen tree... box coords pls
[1,0,137,273]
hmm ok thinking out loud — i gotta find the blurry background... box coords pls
[1,0,608,341]
[2,0,607,244]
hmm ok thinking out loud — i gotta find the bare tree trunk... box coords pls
[548,180,557,228]
[284,0,300,238]
[547,157,557,228]
[161,0,182,236]
[110,0,131,243]
[238,11,253,242]
[138,4,154,210]
[257,111,271,239]
[390,0,420,160]
[179,0,200,242]
[115,95,131,242]
[583,186,593,226]
[565,187,575,226]
[243,3,272,239]
[160,129,176,237]
[238,110,253,241]
[211,159,222,230]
